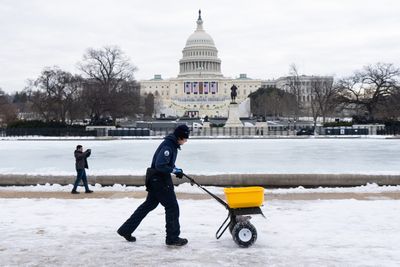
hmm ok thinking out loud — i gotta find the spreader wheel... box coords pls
[232,221,257,248]
[229,220,236,234]
[229,215,241,235]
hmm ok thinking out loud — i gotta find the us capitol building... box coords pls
[140,10,332,118]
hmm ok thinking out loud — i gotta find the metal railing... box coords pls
[1,128,96,137]
[0,125,396,137]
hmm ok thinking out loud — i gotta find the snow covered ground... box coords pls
[1,138,400,175]
[1,191,400,266]
[1,138,400,266]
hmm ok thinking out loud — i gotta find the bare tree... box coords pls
[68,89,87,122]
[109,80,141,119]
[12,91,30,113]
[309,77,338,128]
[78,46,138,122]
[0,89,17,126]
[287,64,303,123]
[249,87,296,119]
[337,63,400,121]
[24,80,53,121]
[377,85,400,120]
[27,67,81,123]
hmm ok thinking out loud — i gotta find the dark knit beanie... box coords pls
[174,124,190,139]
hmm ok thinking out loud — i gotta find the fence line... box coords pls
[0,125,395,137]
[0,128,96,137]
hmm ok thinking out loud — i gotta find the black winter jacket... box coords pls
[151,134,180,175]
[75,150,91,170]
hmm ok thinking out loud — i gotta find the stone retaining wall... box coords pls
[1,174,399,187]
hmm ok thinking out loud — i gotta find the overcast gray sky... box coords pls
[1,0,400,93]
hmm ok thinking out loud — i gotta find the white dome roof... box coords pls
[186,30,215,47]
[178,10,223,78]
[185,11,216,47]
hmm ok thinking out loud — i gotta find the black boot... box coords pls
[166,237,188,246]
[117,229,136,242]
[85,190,94,193]
[71,190,79,194]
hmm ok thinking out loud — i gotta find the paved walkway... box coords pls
[0,190,399,200]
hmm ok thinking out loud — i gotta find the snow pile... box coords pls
[265,183,400,194]
[1,182,400,195]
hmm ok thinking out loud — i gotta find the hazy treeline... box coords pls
[0,46,154,126]
[1,47,400,127]
[249,63,400,124]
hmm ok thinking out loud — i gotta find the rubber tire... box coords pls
[229,215,247,235]
[229,220,236,234]
[232,221,257,248]
[229,222,236,237]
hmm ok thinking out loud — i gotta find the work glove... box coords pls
[173,167,184,179]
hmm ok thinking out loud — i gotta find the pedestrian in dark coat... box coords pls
[71,145,93,194]
[117,124,190,246]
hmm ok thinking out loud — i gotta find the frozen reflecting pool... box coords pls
[1,138,400,175]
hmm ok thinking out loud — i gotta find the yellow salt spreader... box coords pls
[183,173,265,248]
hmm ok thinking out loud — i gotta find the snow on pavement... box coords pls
[1,182,400,195]
[1,196,400,266]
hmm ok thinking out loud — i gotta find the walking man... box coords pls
[117,125,190,246]
[72,145,93,194]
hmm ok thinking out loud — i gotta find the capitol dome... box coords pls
[178,10,222,78]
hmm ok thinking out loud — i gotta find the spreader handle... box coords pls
[182,173,229,209]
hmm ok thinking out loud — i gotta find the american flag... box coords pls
[203,82,209,94]
[193,82,198,94]
[184,82,192,94]
[210,82,218,94]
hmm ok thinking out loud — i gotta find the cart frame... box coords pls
[182,174,265,241]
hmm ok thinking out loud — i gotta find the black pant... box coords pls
[118,176,180,242]
[72,169,90,191]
